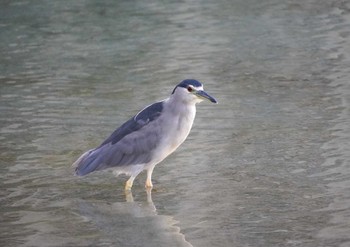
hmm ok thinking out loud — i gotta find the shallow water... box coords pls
[1,0,350,246]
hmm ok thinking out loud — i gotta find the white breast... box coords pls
[152,99,196,163]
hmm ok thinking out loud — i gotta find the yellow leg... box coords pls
[145,167,154,189]
[125,176,135,191]
[145,178,153,189]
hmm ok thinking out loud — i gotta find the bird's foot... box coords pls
[125,179,134,191]
[145,179,153,189]
[125,190,134,202]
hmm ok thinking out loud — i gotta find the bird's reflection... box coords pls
[76,189,193,247]
[123,188,157,217]
[125,188,153,204]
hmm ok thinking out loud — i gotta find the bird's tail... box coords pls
[72,149,103,176]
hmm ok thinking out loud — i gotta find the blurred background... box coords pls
[1,0,349,246]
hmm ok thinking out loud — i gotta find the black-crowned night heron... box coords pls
[73,79,217,190]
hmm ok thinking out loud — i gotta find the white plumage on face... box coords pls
[171,79,217,104]
[172,85,205,104]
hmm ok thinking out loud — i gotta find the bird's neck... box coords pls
[165,97,196,121]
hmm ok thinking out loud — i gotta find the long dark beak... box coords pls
[195,90,218,103]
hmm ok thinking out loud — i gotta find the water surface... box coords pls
[1,0,350,246]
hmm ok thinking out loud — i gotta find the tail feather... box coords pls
[73,149,103,176]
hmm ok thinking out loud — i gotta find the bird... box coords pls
[72,79,217,190]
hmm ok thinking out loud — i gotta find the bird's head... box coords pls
[171,79,217,104]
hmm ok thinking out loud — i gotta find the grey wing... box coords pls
[94,121,161,167]
[74,101,164,176]
[99,101,163,147]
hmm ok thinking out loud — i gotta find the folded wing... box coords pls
[74,101,164,176]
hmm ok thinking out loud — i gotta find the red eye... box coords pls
[187,86,193,92]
